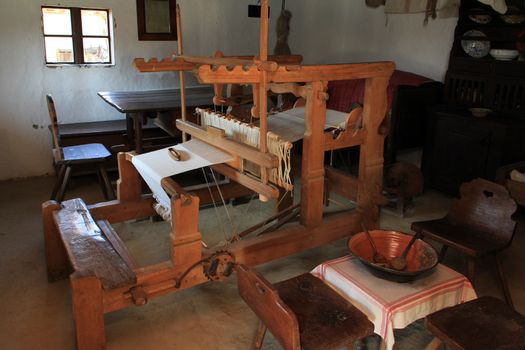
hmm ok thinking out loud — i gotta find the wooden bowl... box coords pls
[348,230,438,282]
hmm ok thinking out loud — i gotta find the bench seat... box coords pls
[43,198,138,349]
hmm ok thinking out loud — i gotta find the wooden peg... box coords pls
[168,147,181,161]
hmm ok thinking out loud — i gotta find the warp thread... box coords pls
[196,108,293,191]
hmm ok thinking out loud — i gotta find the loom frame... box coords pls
[41,1,394,348]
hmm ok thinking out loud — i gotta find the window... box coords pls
[42,6,113,65]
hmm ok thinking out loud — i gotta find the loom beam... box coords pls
[175,120,278,169]
[132,54,303,73]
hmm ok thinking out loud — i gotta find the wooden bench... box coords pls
[425,296,525,350]
[42,198,137,350]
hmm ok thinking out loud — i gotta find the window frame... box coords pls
[41,6,114,66]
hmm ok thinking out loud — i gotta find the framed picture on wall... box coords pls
[136,0,177,41]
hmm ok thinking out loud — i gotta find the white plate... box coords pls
[461,30,490,58]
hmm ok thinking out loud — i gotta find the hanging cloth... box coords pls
[384,0,460,20]
[274,0,292,55]
[366,0,386,8]
[477,0,507,14]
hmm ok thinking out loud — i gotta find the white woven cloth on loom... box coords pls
[131,139,233,211]
[265,106,350,143]
[198,106,349,145]
[197,107,349,190]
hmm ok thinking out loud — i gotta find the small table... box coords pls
[311,255,477,350]
[98,87,214,153]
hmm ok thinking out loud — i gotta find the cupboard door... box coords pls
[424,115,491,194]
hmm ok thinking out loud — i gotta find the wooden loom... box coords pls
[41,2,394,349]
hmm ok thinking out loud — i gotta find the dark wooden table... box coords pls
[98,87,214,153]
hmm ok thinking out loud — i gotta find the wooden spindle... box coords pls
[258,0,270,201]
[176,4,187,142]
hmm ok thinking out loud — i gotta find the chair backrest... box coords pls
[235,264,301,350]
[46,94,61,152]
[446,178,517,244]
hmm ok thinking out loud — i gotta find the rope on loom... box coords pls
[152,168,238,245]
[210,167,239,241]
[201,168,230,245]
[196,108,293,191]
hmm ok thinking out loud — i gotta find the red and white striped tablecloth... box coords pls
[311,255,476,350]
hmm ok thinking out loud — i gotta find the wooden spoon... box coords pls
[361,223,388,265]
[390,234,419,271]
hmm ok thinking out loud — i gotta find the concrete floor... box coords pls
[0,173,523,350]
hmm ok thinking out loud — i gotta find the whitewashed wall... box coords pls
[0,0,456,180]
[287,0,457,80]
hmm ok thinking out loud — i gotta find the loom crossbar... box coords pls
[175,119,278,169]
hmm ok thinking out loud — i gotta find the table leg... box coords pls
[130,112,143,154]
[125,113,134,150]
[424,337,443,350]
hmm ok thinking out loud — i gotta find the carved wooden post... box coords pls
[357,76,389,228]
[70,272,105,350]
[116,152,142,202]
[170,194,202,267]
[300,81,328,228]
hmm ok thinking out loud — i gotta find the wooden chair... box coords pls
[46,94,115,202]
[411,178,517,307]
[235,264,374,350]
[424,296,525,350]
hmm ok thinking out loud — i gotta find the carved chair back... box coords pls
[235,264,300,350]
[46,94,62,155]
[446,178,517,244]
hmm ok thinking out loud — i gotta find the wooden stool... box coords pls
[236,264,374,350]
[425,296,525,350]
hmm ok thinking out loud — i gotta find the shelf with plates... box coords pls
[450,0,525,62]
[445,0,525,115]
[422,0,525,194]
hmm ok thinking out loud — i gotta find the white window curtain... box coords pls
[384,0,460,18]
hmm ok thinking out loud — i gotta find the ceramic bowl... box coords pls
[490,49,520,61]
[461,30,490,58]
[468,9,492,24]
[501,6,525,24]
[348,230,438,283]
[469,107,492,118]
